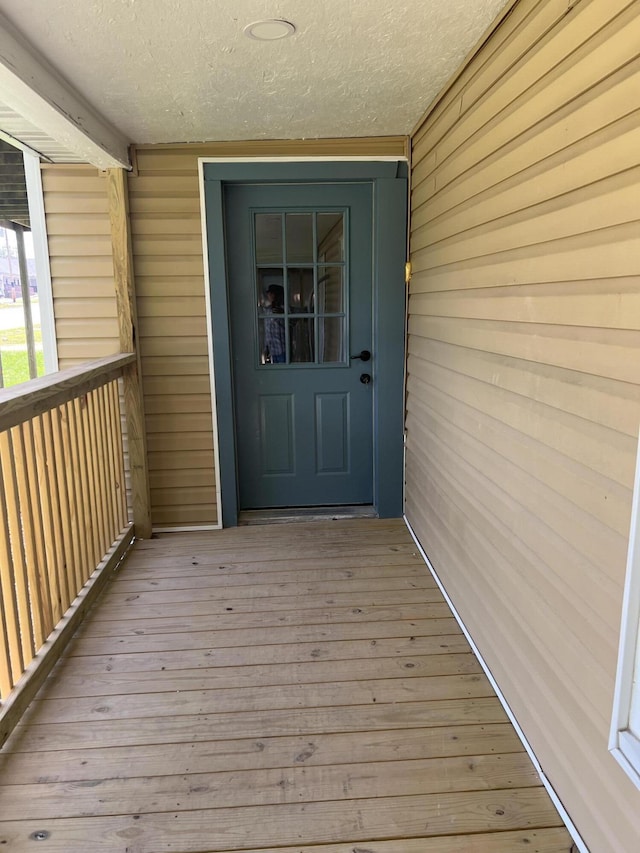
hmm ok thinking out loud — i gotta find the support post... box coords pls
[13,223,37,380]
[107,167,152,538]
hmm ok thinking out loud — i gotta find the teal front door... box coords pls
[225,182,374,510]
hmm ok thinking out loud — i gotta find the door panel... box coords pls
[225,182,373,509]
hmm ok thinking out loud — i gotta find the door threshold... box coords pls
[238,506,378,526]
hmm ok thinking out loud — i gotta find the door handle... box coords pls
[351,349,371,362]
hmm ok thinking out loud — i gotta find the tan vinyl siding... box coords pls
[406,1,640,851]
[41,165,119,368]
[129,137,406,529]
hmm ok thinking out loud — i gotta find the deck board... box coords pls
[0,518,573,852]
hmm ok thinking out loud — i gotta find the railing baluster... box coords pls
[40,410,71,615]
[31,415,62,627]
[97,385,116,545]
[50,406,78,605]
[66,400,89,587]
[21,421,54,639]
[12,425,47,649]
[0,431,36,664]
[0,465,24,689]
[0,592,13,699]
[60,403,84,595]
[103,383,121,537]
[109,380,128,531]
[87,390,108,557]
[72,396,94,582]
[79,394,100,568]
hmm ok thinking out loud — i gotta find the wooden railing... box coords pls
[0,354,137,745]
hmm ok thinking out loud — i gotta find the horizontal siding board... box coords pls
[411,224,640,289]
[147,450,215,472]
[408,1,640,850]
[130,214,203,235]
[150,486,216,508]
[140,356,210,376]
[49,279,121,298]
[44,214,112,236]
[139,338,209,358]
[145,413,214,433]
[53,298,122,320]
[138,317,208,340]
[408,335,640,438]
[146,432,214,453]
[413,82,640,226]
[151,506,218,526]
[137,297,207,318]
[148,468,216,489]
[409,274,640,333]
[408,314,640,387]
[142,375,211,396]
[404,456,617,729]
[412,0,570,152]
[136,278,209,298]
[414,168,640,266]
[422,0,638,188]
[56,341,120,361]
[406,353,632,540]
[144,394,212,415]
[406,384,624,626]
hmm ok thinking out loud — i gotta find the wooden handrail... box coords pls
[0,353,135,433]
[0,356,136,743]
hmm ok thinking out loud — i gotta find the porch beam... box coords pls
[107,167,152,539]
[0,11,130,169]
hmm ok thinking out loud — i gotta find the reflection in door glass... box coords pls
[256,269,285,315]
[317,213,344,261]
[318,317,345,363]
[255,214,283,264]
[286,213,314,263]
[289,318,315,363]
[287,267,314,314]
[317,266,343,313]
[258,272,286,364]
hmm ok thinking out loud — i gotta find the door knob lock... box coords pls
[351,349,371,362]
[360,373,371,385]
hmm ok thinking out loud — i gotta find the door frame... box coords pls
[200,158,407,527]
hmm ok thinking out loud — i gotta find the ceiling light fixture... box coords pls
[244,19,296,41]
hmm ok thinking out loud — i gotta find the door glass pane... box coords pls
[289,318,315,363]
[256,269,285,316]
[286,213,314,263]
[317,213,344,262]
[317,266,344,313]
[287,267,314,314]
[255,214,283,263]
[318,317,345,363]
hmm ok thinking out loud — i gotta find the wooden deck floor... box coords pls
[0,518,573,852]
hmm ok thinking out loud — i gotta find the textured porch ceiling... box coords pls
[0,0,509,145]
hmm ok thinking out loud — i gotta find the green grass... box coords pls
[0,326,42,346]
[1,350,45,388]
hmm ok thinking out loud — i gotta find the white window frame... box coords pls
[610,428,640,789]
[22,148,58,374]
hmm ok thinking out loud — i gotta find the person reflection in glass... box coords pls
[263,284,286,364]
